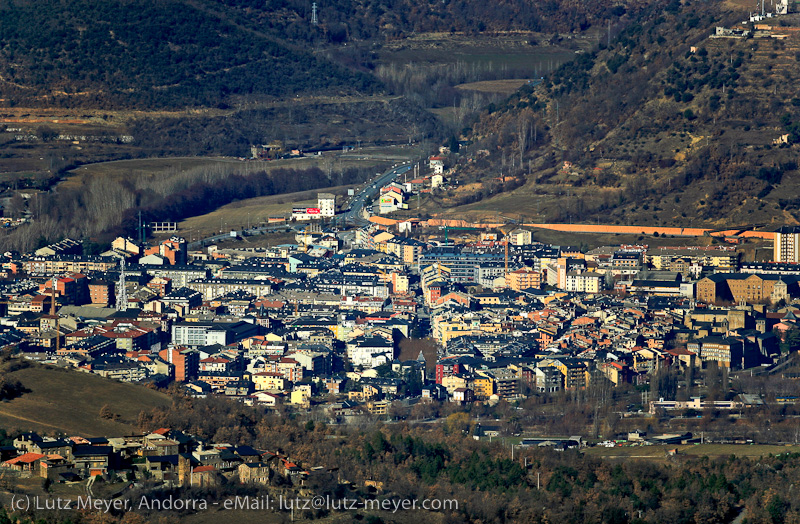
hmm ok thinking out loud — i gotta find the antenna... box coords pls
[117,259,129,311]
[311,2,318,25]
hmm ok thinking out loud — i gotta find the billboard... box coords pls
[293,207,322,215]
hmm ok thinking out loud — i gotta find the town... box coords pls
[0,154,799,491]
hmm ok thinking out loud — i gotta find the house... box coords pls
[2,452,45,476]
[429,156,445,171]
[72,445,117,476]
[452,387,474,404]
[191,465,220,487]
[248,391,281,407]
[238,462,272,485]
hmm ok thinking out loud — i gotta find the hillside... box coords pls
[427,0,800,229]
[204,0,648,43]
[0,363,171,436]
[0,0,378,109]
[0,0,651,111]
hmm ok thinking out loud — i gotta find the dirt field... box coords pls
[584,443,800,460]
[176,185,354,239]
[456,79,532,95]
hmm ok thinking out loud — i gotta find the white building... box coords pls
[565,271,603,293]
[292,193,335,221]
[346,336,395,368]
[508,229,532,246]
[317,193,335,217]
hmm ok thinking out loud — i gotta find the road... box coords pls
[185,161,415,248]
[339,162,414,225]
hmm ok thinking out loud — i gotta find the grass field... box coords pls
[584,443,800,460]
[174,184,355,240]
[0,364,171,437]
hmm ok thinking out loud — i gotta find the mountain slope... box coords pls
[433,0,800,228]
[0,0,378,109]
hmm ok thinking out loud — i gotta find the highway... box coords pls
[186,161,415,248]
[339,162,414,225]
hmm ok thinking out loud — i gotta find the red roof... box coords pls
[200,357,230,364]
[5,452,45,465]
[192,465,216,473]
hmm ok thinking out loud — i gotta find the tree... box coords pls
[780,328,800,354]
[445,412,472,435]
[100,404,114,419]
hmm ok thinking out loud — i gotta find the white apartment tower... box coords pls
[774,226,800,263]
[317,193,336,217]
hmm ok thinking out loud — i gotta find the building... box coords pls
[565,271,603,293]
[142,237,188,265]
[696,273,797,304]
[379,190,406,214]
[317,193,336,217]
[159,347,199,382]
[88,280,114,306]
[172,321,260,347]
[385,237,425,265]
[346,336,394,369]
[508,229,533,246]
[687,336,756,369]
[775,227,800,263]
[186,279,272,301]
[534,367,563,393]
[506,268,541,291]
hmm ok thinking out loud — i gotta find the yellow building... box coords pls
[441,374,468,394]
[469,375,494,400]
[251,372,287,391]
[367,400,391,415]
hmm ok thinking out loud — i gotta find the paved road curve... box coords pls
[339,162,414,225]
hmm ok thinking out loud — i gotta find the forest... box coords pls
[0,163,374,253]
[0,0,652,110]
[0,0,377,109]
[47,390,800,523]
[210,0,649,43]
